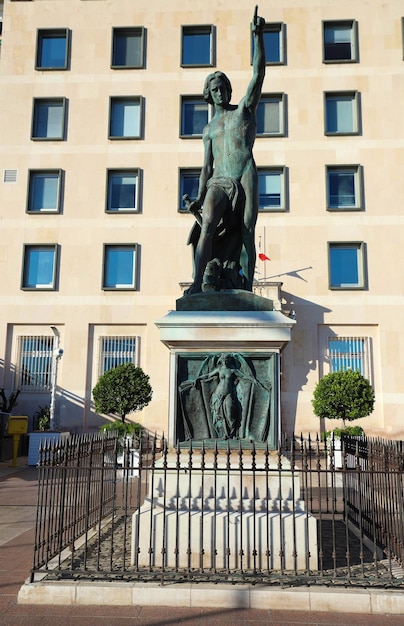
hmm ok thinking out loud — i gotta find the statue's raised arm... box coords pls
[245,5,266,112]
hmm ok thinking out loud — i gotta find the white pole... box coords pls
[50,326,62,431]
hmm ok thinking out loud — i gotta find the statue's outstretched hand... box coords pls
[252,5,265,34]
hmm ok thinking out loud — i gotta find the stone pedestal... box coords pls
[133,290,318,573]
[155,290,295,449]
[132,451,318,571]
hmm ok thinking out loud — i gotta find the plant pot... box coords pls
[28,431,70,466]
[104,436,139,478]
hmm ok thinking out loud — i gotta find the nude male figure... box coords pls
[185,6,266,294]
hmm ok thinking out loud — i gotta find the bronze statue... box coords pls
[184,6,266,295]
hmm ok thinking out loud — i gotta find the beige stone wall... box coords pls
[0,0,403,439]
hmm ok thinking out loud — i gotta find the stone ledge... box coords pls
[18,580,404,614]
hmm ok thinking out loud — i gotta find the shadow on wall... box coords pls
[279,290,332,438]
[0,354,143,436]
[0,356,86,433]
[2,386,86,434]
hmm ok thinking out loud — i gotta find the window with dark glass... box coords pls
[179,168,201,211]
[111,27,145,68]
[328,242,365,289]
[106,170,140,212]
[36,29,69,70]
[109,97,142,139]
[323,21,357,63]
[252,22,285,65]
[102,244,138,289]
[31,98,66,140]
[181,25,214,66]
[22,244,58,290]
[27,170,62,213]
[257,94,285,136]
[180,97,209,137]
[327,166,361,210]
[258,168,286,211]
[324,92,359,135]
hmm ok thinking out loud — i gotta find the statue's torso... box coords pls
[208,102,256,181]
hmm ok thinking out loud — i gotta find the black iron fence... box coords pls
[30,432,404,588]
[342,435,404,568]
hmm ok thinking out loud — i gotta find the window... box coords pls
[36,29,69,70]
[111,27,145,68]
[16,335,54,392]
[257,94,285,136]
[326,166,362,210]
[325,92,359,135]
[181,97,209,137]
[252,22,285,65]
[27,170,62,213]
[109,97,142,139]
[22,244,58,290]
[179,168,201,211]
[258,168,286,211]
[31,98,66,140]
[99,336,137,376]
[106,170,140,213]
[328,242,365,289]
[328,336,370,379]
[323,21,357,63]
[102,244,138,289]
[181,25,214,67]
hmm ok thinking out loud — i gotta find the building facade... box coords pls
[0,0,403,439]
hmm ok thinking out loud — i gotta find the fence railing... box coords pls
[32,433,118,573]
[30,432,404,588]
[342,434,404,567]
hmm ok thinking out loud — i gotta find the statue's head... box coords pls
[203,71,232,105]
[218,353,234,368]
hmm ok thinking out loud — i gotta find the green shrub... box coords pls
[323,424,365,440]
[312,369,374,428]
[34,405,51,431]
[92,362,152,423]
[99,420,142,438]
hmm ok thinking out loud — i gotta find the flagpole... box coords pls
[258,235,261,285]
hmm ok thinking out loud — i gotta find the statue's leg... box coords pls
[211,393,225,438]
[241,167,259,291]
[186,186,228,294]
[223,393,241,438]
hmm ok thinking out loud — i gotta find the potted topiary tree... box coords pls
[312,369,375,467]
[93,363,152,471]
[93,362,152,424]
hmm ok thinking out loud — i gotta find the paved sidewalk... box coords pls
[0,458,403,625]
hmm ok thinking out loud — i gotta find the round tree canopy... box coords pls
[312,369,374,423]
[92,362,152,423]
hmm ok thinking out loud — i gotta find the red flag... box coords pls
[258,252,271,261]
